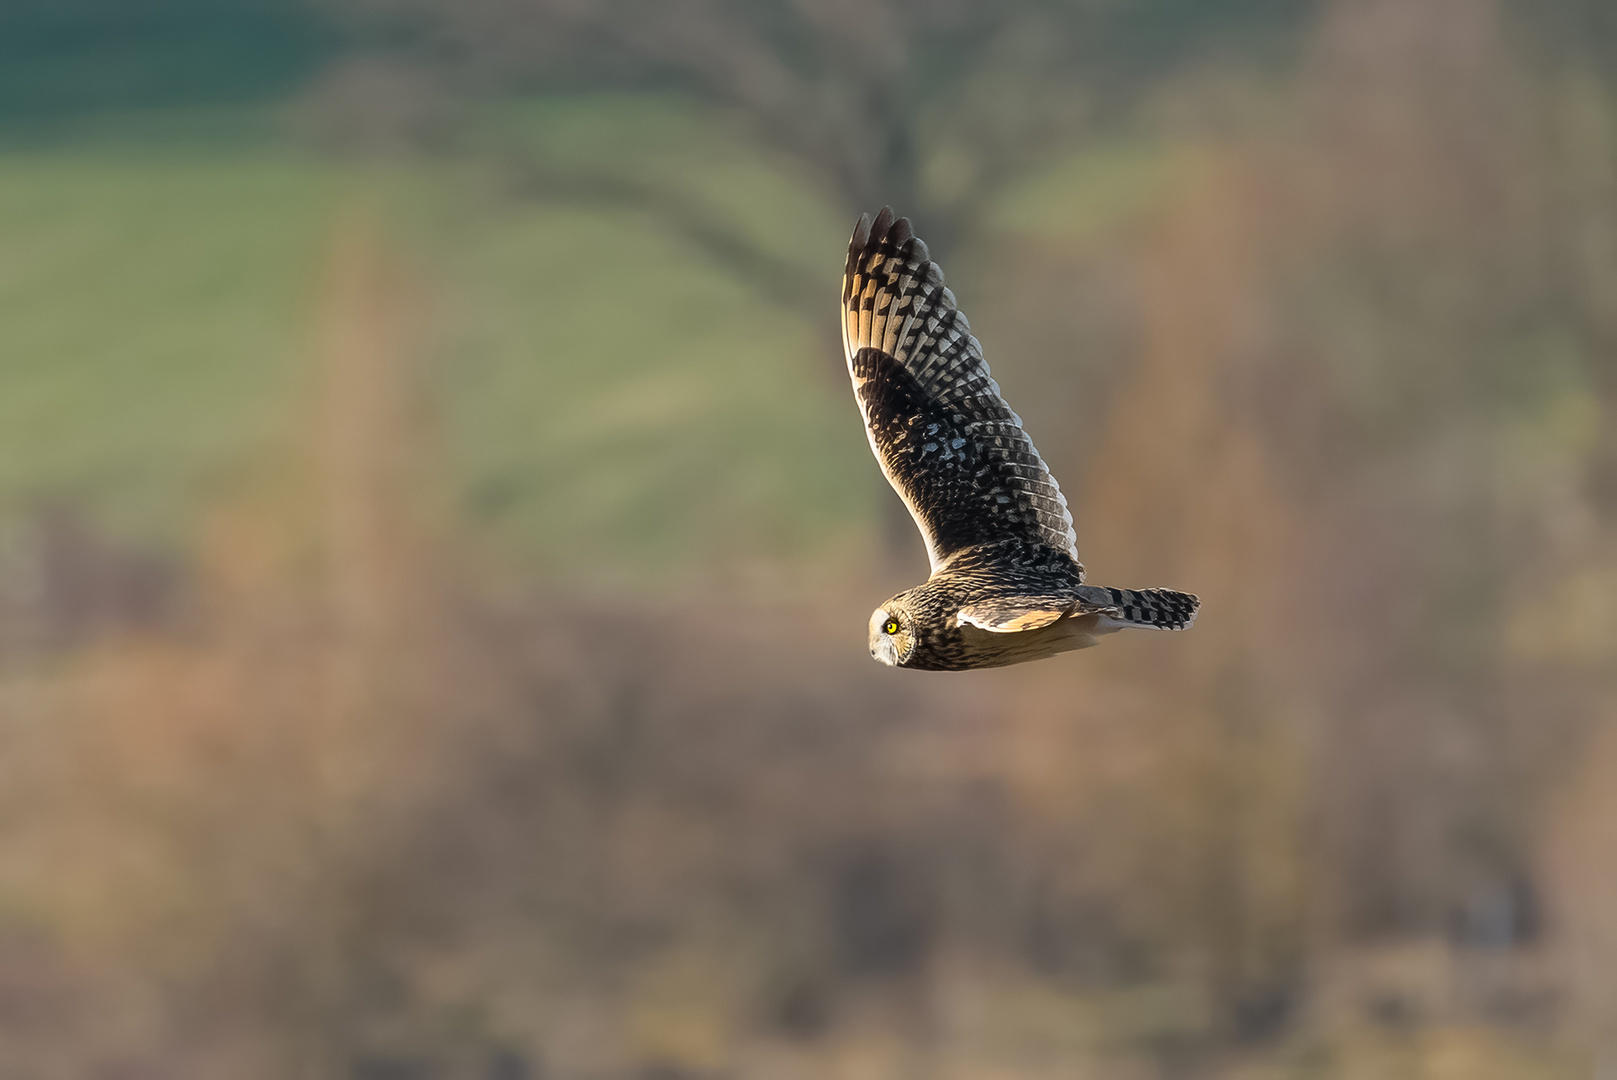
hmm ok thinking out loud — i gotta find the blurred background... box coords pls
[2,0,1617,1076]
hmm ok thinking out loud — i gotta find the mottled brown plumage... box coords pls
[842,208,1199,671]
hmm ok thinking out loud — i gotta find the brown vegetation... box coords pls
[4,1,1617,1076]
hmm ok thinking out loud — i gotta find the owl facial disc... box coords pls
[869,609,901,666]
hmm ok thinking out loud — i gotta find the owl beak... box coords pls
[871,635,900,667]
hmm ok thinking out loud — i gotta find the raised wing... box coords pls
[841,207,1080,574]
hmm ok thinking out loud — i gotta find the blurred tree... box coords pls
[1503,0,1617,517]
[319,0,1313,311]
[1516,0,1617,79]
[316,0,1313,557]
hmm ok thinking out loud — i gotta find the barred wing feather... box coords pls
[841,207,1080,574]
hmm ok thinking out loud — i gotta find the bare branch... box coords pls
[501,150,831,326]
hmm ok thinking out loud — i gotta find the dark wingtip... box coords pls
[853,206,928,260]
[870,205,896,239]
[850,211,873,251]
[847,207,938,297]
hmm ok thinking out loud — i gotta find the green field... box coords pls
[0,142,337,545]
[0,102,887,587]
[0,97,1182,589]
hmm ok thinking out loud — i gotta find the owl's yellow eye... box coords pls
[883,618,900,635]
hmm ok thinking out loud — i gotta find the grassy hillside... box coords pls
[0,101,886,586]
[0,145,338,545]
[409,98,871,583]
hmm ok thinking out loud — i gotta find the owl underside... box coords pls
[955,579,1201,633]
[889,545,1198,671]
[954,613,1110,667]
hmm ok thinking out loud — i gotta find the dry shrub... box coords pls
[4,4,1617,1076]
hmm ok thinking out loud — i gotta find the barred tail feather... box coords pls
[1079,585,1199,631]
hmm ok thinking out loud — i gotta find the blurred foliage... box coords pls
[2,0,1617,1078]
[313,0,1318,325]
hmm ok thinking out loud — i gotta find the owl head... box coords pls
[868,598,918,667]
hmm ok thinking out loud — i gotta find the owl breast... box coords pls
[896,548,1090,671]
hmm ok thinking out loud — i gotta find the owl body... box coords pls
[870,538,1090,670]
[843,207,1199,671]
[868,536,1199,670]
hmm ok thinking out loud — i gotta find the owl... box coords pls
[843,208,1198,671]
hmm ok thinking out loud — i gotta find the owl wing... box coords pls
[842,207,1081,575]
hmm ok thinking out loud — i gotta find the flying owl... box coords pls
[843,207,1198,671]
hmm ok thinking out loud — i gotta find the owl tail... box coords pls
[1078,585,1200,631]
